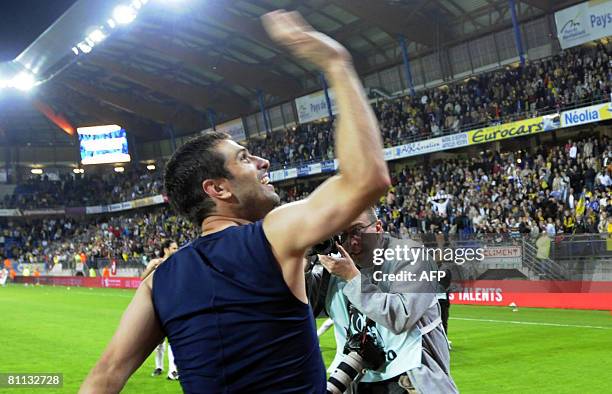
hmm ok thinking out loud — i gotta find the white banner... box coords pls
[85,205,105,214]
[387,133,469,161]
[216,118,246,142]
[561,101,612,127]
[482,246,522,265]
[21,209,65,216]
[84,194,165,215]
[0,209,20,217]
[295,89,337,124]
[555,1,612,49]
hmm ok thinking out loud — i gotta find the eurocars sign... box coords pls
[466,114,560,145]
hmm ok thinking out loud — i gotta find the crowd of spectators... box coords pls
[1,43,609,209]
[0,166,163,209]
[1,135,610,269]
[273,136,612,241]
[247,121,336,169]
[1,41,611,268]
[375,41,610,148]
[249,41,610,169]
[0,207,197,270]
[375,136,612,241]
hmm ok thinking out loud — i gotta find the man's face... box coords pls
[341,211,382,267]
[164,242,179,258]
[215,139,280,221]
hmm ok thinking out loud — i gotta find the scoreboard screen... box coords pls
[77,125,131,165]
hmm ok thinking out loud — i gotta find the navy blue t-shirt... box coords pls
[152,221,326,393]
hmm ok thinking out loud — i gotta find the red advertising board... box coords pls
[14,277,612,311]
[15,276,141,289]
[451,280,612,310]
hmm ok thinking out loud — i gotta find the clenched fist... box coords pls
[262,10,352,72]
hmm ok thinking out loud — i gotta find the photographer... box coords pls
[315,208,458,394]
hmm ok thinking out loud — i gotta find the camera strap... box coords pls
[347,302,376,340]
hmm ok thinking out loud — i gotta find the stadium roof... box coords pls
[0,0,583,147]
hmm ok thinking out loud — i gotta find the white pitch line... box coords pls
[451,317,612,330]
[56,289,134,298]
[38,287,134,298]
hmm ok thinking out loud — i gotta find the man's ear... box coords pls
[202,179,232,200]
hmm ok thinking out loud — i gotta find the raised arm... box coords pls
[79,276,164,393]
[262,11,390,269]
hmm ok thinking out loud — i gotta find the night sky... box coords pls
[0,0,78,62]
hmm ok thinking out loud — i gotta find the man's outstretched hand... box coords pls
[261,9,351,72]
[318,244,360,282]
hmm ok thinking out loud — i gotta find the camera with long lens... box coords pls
[308,235,341,256]
[326,330,386,394]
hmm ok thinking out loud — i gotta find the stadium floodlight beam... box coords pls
[107,18,117,29]
[12,72,36,91]
[77,42,92,54]
[88,29,106,44]
[71,46,79,55]
[113,5,137,25]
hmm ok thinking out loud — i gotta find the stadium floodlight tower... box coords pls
[0,62,37,92]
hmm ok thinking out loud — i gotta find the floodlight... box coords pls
[12,72,35,91]
[77,42,92,54]
[88,29,106,44]
[113,5,137,25]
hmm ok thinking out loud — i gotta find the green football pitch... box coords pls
[1,284,611,393]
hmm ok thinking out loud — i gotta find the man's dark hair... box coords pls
[161,239,174,252]
[164,131,232,225]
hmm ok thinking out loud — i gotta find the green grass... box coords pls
[1,284,611,393]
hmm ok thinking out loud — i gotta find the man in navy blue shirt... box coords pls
[81,10,390,394]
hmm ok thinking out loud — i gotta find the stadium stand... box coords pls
[0,207,196,271]
[0,165,162,209]
[248,42,611,169]
[0,34,610,275]
[1,42,608,210]
[1,134,609,270]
